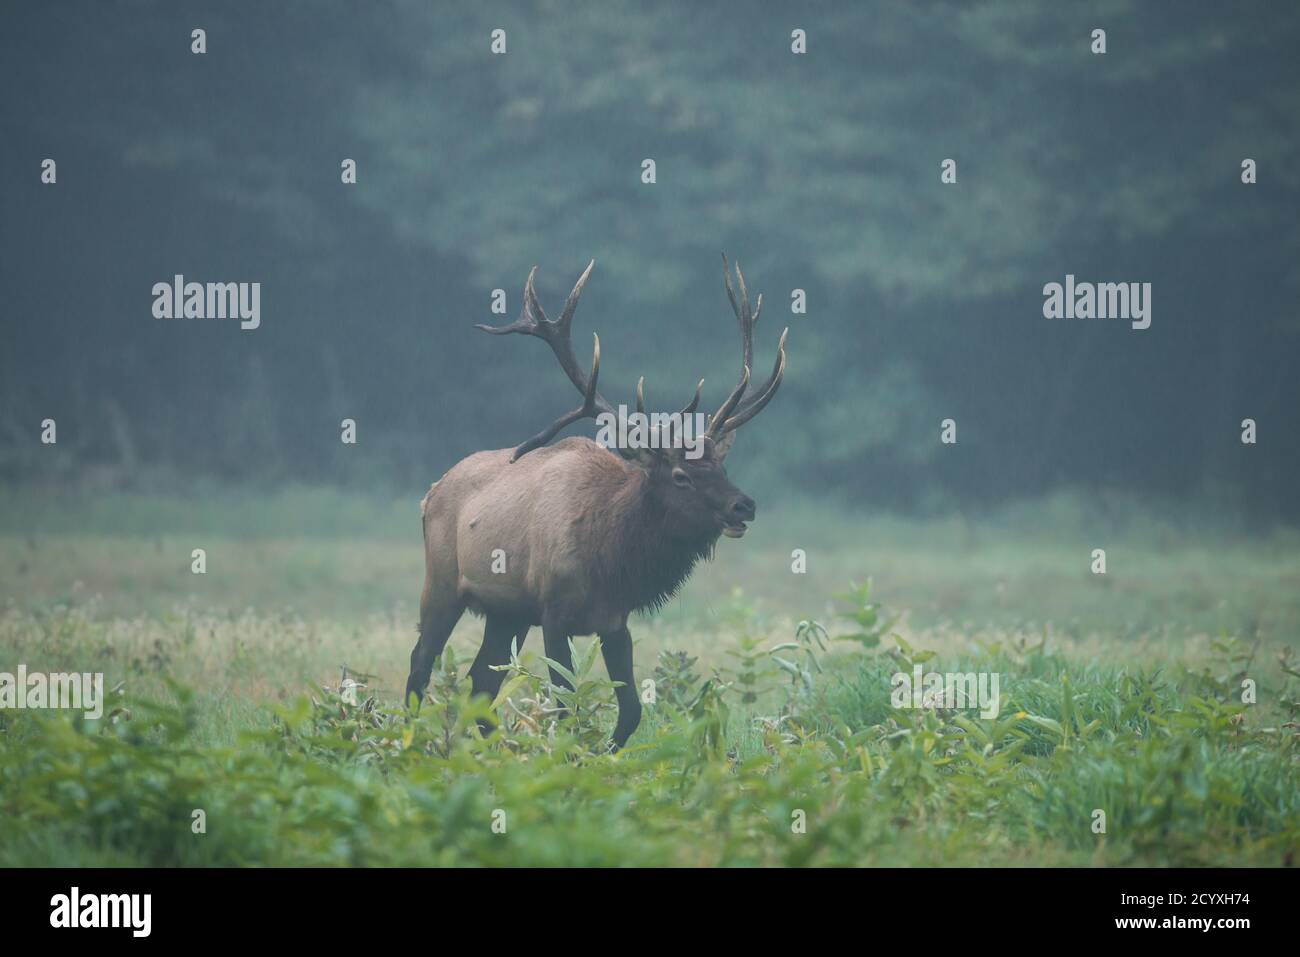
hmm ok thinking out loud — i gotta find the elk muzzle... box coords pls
[721,493,756,537]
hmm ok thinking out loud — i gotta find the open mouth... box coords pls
[721,521,748,539]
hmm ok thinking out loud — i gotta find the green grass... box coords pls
[1,484,1297,866]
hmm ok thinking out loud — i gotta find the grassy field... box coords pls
[1,483,1298,866]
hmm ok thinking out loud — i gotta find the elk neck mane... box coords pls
[579,449,717,614]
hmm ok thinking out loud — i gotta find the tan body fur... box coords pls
[421,437,656,637]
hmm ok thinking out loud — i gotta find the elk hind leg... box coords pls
[468,616,529,735]
[541,620,575,718]
[405,594,464,708]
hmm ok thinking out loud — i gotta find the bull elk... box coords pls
[405,256,788,749]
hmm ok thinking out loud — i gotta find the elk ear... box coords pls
[712,430,737,460]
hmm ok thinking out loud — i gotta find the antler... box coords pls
[505,333,606,462]
[480,259,785,461]
[476,261,622,461]
[638,376,705,419]
[707,255,788,438]
[638,373,708,450]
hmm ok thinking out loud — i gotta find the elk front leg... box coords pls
[600,626,641,751]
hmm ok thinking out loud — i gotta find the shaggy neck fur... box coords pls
[587,464,718,614]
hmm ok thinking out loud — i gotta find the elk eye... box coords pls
[672,467,692,487]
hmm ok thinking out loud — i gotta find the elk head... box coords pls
[476,254,787,544]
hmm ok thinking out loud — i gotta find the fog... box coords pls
[2,1,1296,525]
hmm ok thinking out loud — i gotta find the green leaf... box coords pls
[491,674,530,711]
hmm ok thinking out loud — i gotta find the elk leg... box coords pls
[468,617,528,733]
[541,621,574,717]
[404,601,463,708]
[468,619,529,699]
[600,627,642,751]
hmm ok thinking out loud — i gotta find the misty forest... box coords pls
[1,1,1298,867]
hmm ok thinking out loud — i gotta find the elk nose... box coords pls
[729,495,756,522]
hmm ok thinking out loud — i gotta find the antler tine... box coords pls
[733,313,784,417]
[719,328,787,433]
[721,253,740,317]
[476,262,616,420]
[707,365,749,439]
[509,334,605,462]
[721,253,756,378]
[733,259,750,321]
[524,266,549,325]
[557,259,595,332]
[679,378,704,416]
[714,256,788,438]
[474,266,545,336]
[643,374,701,417]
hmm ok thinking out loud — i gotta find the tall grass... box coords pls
[1,486,1297,866]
